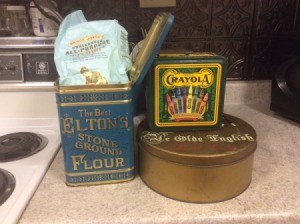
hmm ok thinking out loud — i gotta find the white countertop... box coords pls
[15,81,300,224]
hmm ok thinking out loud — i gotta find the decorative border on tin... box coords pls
[66,166,134,176]
[154,63,222,127]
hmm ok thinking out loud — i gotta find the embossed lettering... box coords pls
[71,154,125,171]
[206,134,254,142]
[61,116,129,134]
[162,68,214,89]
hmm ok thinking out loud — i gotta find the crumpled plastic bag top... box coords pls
[54,10,132,85]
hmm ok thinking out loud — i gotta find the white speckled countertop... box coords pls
[18,81,300,224]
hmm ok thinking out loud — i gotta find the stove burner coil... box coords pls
[0,132,48,162]
[0,168,15,206]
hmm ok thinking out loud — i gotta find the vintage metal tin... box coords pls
[56,84,134,186]
[147,52,228,131]
[137,114,257,203]
[55,12,174,186]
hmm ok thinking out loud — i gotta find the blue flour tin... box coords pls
[56,84,134,186]
[55,12,174,186]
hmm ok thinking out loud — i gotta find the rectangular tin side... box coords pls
[148,53,227,131]
[56,83,134,186]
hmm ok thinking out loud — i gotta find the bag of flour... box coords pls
[54,10,132,85]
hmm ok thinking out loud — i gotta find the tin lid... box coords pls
[129,12,174,85]
[137,114,257,166]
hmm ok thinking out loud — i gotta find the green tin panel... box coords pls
[147,53,228,131]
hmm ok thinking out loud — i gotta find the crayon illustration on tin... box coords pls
[165,86,209,121]
[155,64,222,127]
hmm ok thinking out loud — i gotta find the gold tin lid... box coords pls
[129,12,174,85]
[137,114,257,166]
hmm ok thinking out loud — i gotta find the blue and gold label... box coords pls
[56,84,134,186]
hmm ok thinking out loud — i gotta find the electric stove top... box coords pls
[0,117,61,224]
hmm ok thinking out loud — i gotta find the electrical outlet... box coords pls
[139,0,176,8]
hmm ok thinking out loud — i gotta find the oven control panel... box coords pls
[23,53,58,82]
[0,53,59,83]
[0,54,24,82]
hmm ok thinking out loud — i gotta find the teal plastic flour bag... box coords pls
[54,10,132,85]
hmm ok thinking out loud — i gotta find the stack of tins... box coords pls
[137,53,257,202]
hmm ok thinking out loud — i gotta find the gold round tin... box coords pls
[137,114,257,203]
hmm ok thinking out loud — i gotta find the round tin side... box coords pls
[137,114,257,203]
[139,147,254,203]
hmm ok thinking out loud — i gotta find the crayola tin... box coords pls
[137,114,257,203]
[147,53,228,131]
[56,84,135,186]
